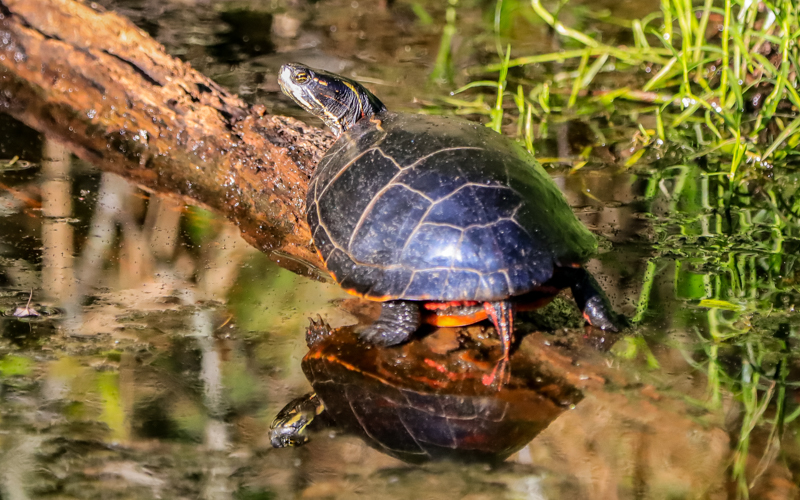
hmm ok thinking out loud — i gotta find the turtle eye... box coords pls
[293,71,310,84]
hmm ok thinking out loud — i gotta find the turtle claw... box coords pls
[306,316,333,348]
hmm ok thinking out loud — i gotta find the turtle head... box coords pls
[279,63,386,137]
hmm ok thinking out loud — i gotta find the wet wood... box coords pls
[0,0,333,275]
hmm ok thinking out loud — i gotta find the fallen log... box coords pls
[0,0,332,275]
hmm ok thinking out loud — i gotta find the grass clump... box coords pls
[446,0,800,182]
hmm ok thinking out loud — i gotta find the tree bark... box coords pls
[0,0,332,275]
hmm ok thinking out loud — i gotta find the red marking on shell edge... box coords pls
[423,301,480,311]
[420,359,466,382]
[423,358,448,374]
[405,375,450,387]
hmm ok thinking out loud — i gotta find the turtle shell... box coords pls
[307,112,597,302]
[302,326,581,463]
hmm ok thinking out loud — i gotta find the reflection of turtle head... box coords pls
[269,392,323,448]
[279,63,386,137]
[270,319,583,464]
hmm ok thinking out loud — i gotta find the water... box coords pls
[0,0,799,498]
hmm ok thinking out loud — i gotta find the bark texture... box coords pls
[0,0,333,274]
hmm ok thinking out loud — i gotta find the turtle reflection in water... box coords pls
[279,63,624,385]
[270,319,582,464]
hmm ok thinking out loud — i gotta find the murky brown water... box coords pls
[1,0,800,498]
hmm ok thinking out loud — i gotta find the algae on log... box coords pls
[0,0,333,275]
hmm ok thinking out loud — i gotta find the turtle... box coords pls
[279,63,624,385]
[269,319,583,463]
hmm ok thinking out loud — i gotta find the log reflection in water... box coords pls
[198,226,257,302]
[191,301,235,500]
[41,140,75,303]
[117,183,153,291]
[144,196,183,262]
[75,173,130,294]
[40,139,81,334]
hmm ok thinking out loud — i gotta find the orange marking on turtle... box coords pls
[369,116,384,131]
[420,359,461,381]
[409,376,450,388]
[340,286,394,302]
[423,310,488,327]
[311,352,399,387]
[315,248,339,283]
[424,358,448,373]
[424,301,479,310]
[421,295,556,329]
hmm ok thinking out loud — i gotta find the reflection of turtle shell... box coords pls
[307,112,597,301]
[303,326,583,463]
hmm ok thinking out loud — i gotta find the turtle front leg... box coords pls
[564,268,626,332]
[482,300,513,388]
[360,300,421,346]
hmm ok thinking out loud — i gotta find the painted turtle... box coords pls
[270,319,582,463]
[279,63,623,384]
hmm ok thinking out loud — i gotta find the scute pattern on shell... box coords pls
[307,112,597,302]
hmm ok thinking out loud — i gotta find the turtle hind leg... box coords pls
[482,300,513,389]
[562,267,627,332]
[360,300,421,346]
